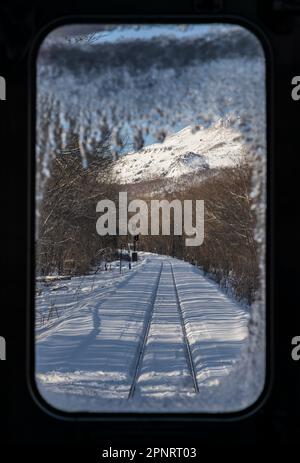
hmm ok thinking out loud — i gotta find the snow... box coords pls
[36,253,253,412]
[36,26,266,204]
[43,24,240,48]
[35,23,266,413]
[134,263,196,397]
[36,256,147,340]
[112,123,245,184]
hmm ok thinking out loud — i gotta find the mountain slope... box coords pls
[113,123,246,184]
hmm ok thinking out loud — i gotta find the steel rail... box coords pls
[128,261,164,398]
[169,262,199,393]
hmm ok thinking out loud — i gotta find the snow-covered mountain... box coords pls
[36,24,265,204]
[37,24,265,170]
[113,123,245,184]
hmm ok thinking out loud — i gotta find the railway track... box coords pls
[128,261,164,398]
[169,261,199,393]
[128,260,199,398]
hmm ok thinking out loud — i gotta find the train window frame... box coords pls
[28,17,272,420]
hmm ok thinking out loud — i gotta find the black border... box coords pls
[27,14,273,422]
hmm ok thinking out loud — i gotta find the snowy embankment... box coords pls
[36,253,252,413]
[36,256,147,341]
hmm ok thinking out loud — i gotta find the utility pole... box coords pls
[119,245,122,274]
[132,234,139,262]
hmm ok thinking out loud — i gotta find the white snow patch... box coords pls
[112,124,246,184]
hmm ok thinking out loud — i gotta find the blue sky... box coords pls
[43,23,243,47]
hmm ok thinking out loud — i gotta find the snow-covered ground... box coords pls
[112,123,245,184]
[36,253,251,412]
